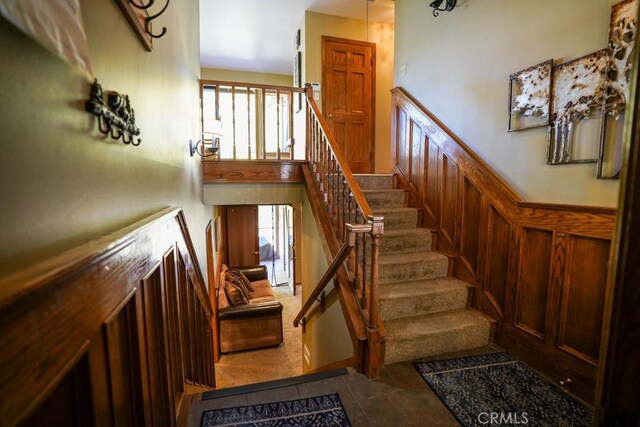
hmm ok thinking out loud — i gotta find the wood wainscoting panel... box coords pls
[460,176,482,277]
[0,208,215,426]
[515,228,553,339]
[410,121,424,198]
[391,87,616,401]
[395,106,409,176]
[425,136,440,224]
[440,154,459,249]
[483,204,511,317]
[558,235,610,364]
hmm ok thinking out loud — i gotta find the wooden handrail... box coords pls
[302,86,386,377]
[293,222,371,327]
[305,89,373,218]
[201,79,306,93]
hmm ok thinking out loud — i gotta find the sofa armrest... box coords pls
[218,301,283,320]
[234,265,268,282]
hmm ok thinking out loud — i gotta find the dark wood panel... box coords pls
[425,137,439,222]
[440,154,458,247]
[484,205,511,316]
[105,290,146,426]
[515,228,552,338]
[410,121,423,197]
[202,160,304,183]
[460,177,482,276]
[395,107,409,176]
[558,236,609,364]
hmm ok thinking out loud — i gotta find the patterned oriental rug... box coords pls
[200,393,351,426]
[414,353,592,427]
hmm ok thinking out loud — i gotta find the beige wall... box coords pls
[395,0,621,206]
[201,67,292,86]
[303,12,394,173]
[300,192,353,371]
[0,0,212,279]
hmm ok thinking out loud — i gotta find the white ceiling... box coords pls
[199,0,394,75]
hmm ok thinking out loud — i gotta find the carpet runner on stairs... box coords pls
[355,174,490,365]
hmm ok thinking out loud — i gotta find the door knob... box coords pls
[329,113,333,118]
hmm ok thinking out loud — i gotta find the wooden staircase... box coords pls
[355,174,491,364]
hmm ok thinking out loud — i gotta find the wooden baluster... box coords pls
[354,209,360,291]
[289,91,294,159]
[277,90,281,160]
[360,227,367,309]
[367,215,383,328]
[231,86,237,159]
[262,89,267,159]
[247,88,252,159]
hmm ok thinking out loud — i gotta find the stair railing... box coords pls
[296,85,385,377]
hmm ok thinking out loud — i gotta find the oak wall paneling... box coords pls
[391,87,616,402]
[0,208,215,426]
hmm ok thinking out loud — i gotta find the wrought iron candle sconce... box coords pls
[429,0,457,17]
[86,79,141,145]
[189,133,221,161]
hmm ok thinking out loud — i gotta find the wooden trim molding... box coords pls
[0,208,215,425]
[391,87,616,403]
[202,160,304,184]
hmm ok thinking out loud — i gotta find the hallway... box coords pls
[214,286,302,388]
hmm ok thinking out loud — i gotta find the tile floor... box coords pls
[192,345,505,427]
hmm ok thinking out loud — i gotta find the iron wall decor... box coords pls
[508,59,553,132]
[114,0,170,51]
[598,0,639,179]
[429,0,457,17]
[547,50,608,165]
[86,79,141,145]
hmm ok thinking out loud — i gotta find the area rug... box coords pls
[414,352,592,427]
[200,393,351,426]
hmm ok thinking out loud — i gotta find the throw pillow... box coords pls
[224,280,249,306]
[227,268,254,293]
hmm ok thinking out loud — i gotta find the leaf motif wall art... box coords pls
[508,59,553,132]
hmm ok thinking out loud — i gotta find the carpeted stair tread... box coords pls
[354,173,394,190]
[362,189,406,209]
[379,277,469,319]
[379,251,449,284]
[380,228,432,253]
[384,309,491,364]
[372,207,419,229]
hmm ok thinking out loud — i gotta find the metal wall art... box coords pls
[115,0,170,51]
[508,59,553,132]
[429,0,456,17]
[598,0,639,178]
[548,50,608,164]
[86,79,141,145]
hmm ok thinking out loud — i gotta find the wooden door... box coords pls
[226,205,259,266]
[323,36,375,173]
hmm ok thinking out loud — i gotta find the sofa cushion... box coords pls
[224,280,249,306]
[249,296,277,304]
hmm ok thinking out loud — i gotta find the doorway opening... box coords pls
[258,205,295,290]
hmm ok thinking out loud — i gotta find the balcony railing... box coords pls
[200,80,307,160]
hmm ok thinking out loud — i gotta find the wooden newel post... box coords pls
[365,215,385,378]
[367,215,383,329]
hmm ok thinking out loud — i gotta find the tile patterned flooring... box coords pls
[193,346,505,426]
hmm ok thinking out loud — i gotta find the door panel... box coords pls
[323,37,375,173]
[226,206,259,266]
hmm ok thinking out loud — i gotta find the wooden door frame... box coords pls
[594,35,640,425]
[322,35,376,173]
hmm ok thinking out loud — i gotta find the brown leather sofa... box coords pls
[218,265,283,353]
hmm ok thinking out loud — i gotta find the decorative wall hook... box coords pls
[86,79,141,146]
[129,0,170,39]
[429,0,457,17]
